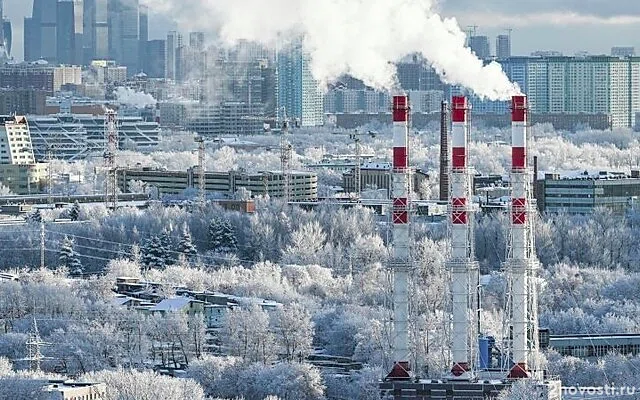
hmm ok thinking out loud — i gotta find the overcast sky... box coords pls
[6,0,640,61]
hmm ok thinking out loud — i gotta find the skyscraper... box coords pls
[165,31,182,81]
[276,41,324,127]
[84,0,109,61]
[145,39,165,78]
[496,34,511,59]
[3,19,11,57]
[611,47,635,57]
[139,5,148,71]
[0,0,6,60]
[189,32,205,51]
[109,0,140,74]
[24,0,58,63]
[72,0,84,65]
[468,35,491,60]
[56,0,76,64]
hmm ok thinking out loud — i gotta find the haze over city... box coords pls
[6,0,640,61]
[0,1,640,400]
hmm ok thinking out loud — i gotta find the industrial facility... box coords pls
[381,95,562,399]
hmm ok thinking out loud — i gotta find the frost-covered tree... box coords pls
[224,305,275,364]
[496,379,548,400]
[274,303,314,361]
[59,236,82,276]
[186,357,324,400]
[282,221,326,265]
[26,210,42,224]
[83,368,205,400]
[68,201,81,221]
[208,217,237,252]
[177,225,198,262]
[141,236,168,270]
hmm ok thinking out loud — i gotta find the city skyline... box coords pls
[3,0,640,62]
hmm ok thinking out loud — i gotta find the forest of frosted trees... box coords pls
[1,124,640,399]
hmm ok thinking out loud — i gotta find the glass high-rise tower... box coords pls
[276,42,324,127]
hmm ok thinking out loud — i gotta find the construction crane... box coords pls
[194,136,206,206]
[104,109,119,209]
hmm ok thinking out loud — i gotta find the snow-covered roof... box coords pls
[541,169,632,180]
[111,295,138,307]
[361,162,392,170]
[149,296,203,312]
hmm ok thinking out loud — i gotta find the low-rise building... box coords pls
[0,115,48,194]
[147,296,206,315]
[119,168,318,201]
[342,162,429,196]
[43,380,106,400]
[27,114,160,161]
[535,170,640,214]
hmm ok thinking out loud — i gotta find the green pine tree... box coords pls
[141,236,167,270]
[59,236,83,276]
[177,225,198,262]
[27,210,42,224]
[68,201,81,221]
[208,217,237,252]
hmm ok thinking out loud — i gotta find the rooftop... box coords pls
[149,296,204,312]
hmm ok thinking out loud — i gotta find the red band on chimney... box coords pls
[393,95,409,122]
[452,147,466,169]
[512,95,527,122]
[452,96,467,123]
[393,147,408,169]
[512,147,526,170]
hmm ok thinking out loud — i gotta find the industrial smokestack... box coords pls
[386,95,412,381]
[448,96,478,380]
[507,95,539,379]
[439,100,450,202]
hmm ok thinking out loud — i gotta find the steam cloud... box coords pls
[143,0,520,100]
[115,87,157,109]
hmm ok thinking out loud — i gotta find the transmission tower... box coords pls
[24,317,47,372]
[279,108,292,204]
[195,136,206,206]
[104,109,119,209]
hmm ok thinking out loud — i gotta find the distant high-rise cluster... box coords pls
[276,41,324,127]
[466,32,512,60]
[496,34,511,59]
[24,0,149,74]
[468,35,491,60]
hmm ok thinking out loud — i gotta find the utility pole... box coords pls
[104,109,119,210]
[349,130,362,199]
[46,145,54,205]
[40,222,45,269]
[195,136,206,206]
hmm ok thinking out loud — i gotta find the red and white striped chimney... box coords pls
[387,95,411,380]
[508,95,531,379]
[448,96,476,379]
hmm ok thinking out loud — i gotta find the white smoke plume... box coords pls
[143,0,520,100]
[115,87,157,109]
